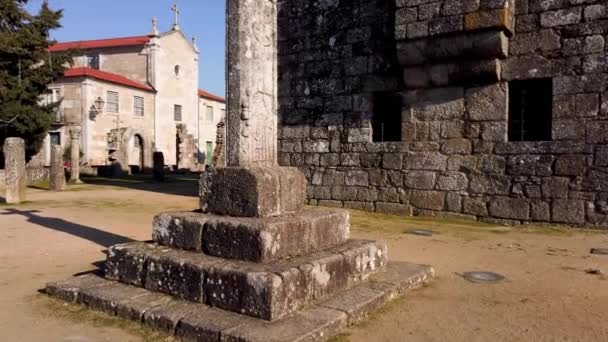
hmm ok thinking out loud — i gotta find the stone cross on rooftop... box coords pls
[171,1,181,30]
[225,0,277,167]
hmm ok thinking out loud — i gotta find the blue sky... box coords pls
[26,0,226,96]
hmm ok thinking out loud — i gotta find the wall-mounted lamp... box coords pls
[94,96,105,113]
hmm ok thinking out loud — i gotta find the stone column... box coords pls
[226,0,277,167]
[2,138,26,204]
[69,128,82,183]
[153,151,165,182]
[49,145,66,191]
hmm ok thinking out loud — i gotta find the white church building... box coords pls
[39,7,225,174]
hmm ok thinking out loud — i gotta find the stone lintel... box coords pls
[44,261,433,342]
[105,240,387,321]
[199,166,306,218]
[152,209,350,263]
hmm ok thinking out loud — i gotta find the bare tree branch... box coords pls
[0,114,19,125]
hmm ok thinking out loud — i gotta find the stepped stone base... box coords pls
[152,209,350,263]
[106,240,387,321]
[45,262,434,342]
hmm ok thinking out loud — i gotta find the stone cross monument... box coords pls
[225,0,277,167]
[69,128,81,184]
[44,1,433,339]
[2,138,26,204]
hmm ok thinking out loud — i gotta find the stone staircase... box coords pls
[44,166,434,341]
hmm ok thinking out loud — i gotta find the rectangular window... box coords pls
[206,106,214,122]
[86,54,99,69]
[134,96,144,116]
[174,104,182,121]
[508,79,553,142]
[107,91,119,113]
[49,132,61,146]
[372,92,402,142]
[206,141,213,166]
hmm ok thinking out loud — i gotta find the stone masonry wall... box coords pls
[277,0,608,228]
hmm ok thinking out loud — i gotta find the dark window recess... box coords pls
[372,92,402,142]
[508,79,553,142]
[50,132,61,146]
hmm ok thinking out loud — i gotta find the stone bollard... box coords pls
[69,127,82,184]
[2,138,26,203]
[49,145,66,191]
[153,151,165,182]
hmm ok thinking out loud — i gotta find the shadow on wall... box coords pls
[0,208,134,248]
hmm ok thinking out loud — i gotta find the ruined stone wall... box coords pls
[277,0,608,227]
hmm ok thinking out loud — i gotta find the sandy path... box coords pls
[0,182,607,342]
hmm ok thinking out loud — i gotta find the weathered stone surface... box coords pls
[200,166,306,218]
[466,83,507,121]
[222,306,347,342]
[226,0,277,167]
[410,190,445,211]
[45,262,433,342]
[153,209,350,263]
[488,197,530,220]
[104,240,386,321]
[552,199,585,225]
[2,138,26,204]
[44,274,109,303]
[49,145,66,191]
[105,242,158,287]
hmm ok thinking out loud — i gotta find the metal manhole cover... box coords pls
[591,248,608,255]
[462,271,506,283]
[407,229,434,236]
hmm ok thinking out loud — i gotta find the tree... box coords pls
[0,0,72,161]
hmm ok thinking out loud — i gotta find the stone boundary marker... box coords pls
[2,137,26,203]
[45,262,433,342]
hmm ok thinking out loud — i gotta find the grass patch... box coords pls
[35,295,176,342]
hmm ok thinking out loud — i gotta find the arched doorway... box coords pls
[130,134,144,173]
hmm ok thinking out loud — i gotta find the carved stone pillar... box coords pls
[69,127,82,183]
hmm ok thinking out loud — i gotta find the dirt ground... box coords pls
[1,176,607,342]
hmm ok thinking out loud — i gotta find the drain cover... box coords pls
[407,229,434,236]
[591,248,608,255]
[462,271,506,283]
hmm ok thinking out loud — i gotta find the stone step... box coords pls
[152,209,350,263]
[45,262,434,342]
[105,239,387,321]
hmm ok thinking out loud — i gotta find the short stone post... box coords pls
[69,128,82,183]
[2,138,26,203]
[153,151,165,182]
[49,145,66,191]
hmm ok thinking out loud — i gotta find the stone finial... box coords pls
[192,35,199,53]
[150,17,159,36]
[171,0,180,31]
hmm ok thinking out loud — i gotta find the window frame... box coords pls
[206,105,214,122]
[107,91,119,113]
[134,96,144,117]
[85,54,100,69]
[174,104,183,122]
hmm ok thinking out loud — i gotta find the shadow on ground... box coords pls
[81,173,199,197]
[1,208,134,247]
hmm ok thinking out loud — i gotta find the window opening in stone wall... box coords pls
[49,132,61,146]
[508,79,553,142]
[86,54,99,69]
[134,96,144,116]
[174,104,182,122]
[372,92,402,142]
[107,91,119,113]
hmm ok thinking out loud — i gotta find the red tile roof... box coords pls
[63,67,155,92]
[49,35,151,52]
[198,89,225,103]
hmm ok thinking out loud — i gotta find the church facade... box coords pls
[39,17,224,173]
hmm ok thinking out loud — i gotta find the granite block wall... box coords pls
[277,0,608,227]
